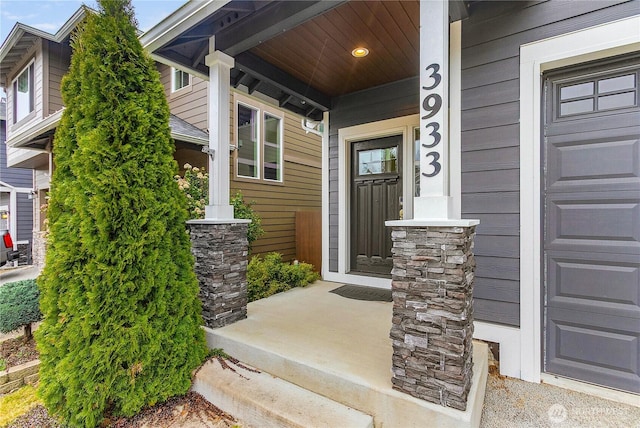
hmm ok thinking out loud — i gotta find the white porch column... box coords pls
[204,43,235,219]
[415,0,454,220]
[387,1,483,412]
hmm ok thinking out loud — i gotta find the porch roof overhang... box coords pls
[142,0,471,121]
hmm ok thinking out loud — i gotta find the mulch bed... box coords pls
[6,391,235,428]
[0,336,39,369]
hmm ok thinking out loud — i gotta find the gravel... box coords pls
[4,392,236,428]
[481,366,640,428]
[6,405,60,428]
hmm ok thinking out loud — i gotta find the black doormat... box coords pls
[329,284,392,302]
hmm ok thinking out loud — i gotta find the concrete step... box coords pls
[192,357,374,428]
[201,283,488,428]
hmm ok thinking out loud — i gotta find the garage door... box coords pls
[543,55,640,393]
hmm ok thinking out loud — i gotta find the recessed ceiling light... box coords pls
[351,47,369,58]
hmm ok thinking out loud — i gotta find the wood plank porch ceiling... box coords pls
[249,0,419,98]
[153,0,469,119]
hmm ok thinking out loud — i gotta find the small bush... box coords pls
[247,253,319,301]
[175,167,265,251]
[0,279,41,340]
[0,385,40,427]
[231,192,265,249]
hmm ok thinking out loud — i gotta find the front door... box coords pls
[350,135,402,275]
[543,55,640,393]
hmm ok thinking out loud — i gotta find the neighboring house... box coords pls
[0,7,322,267]
[0,96,34,265]
[142,0,640,396]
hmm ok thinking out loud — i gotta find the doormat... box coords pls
[329,284,392,302]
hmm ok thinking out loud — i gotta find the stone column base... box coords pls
[387,220,479,411]
[188,219,250,328]
[32,231,48,268]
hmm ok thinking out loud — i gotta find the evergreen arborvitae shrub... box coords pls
[0,279,41,340]
[36,1,207,426]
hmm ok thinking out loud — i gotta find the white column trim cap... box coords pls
[205,51,235,68]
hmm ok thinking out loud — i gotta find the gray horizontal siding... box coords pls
[16,192,33,242]
[1,121,33,188]
[460,0,639,327]
[328,77,419,272]
[323,0,638,327]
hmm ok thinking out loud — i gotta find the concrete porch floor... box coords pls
[202,280,488,427]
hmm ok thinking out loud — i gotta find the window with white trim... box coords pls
[171,67,190,92]
[13,61,34,123]
[235,95,283,182]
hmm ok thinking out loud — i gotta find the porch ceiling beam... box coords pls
[168,24,216,43]
[232,71,247,88]
[279,94,293,108]
[215,0,345,57]
[234,52,331,112]
[165,36,209,50]
[305,106,317,118]
[192,41,210,68]
[248,79,262,94]
[449,0,469,21]
[221,2,256,13]
[155,50,209,79]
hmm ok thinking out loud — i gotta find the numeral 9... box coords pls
[422,94,442,120]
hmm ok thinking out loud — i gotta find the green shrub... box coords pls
[0,280,41,340]
[36,1,206,426]
[231,192,265,249]
[247,253,320,301]
[174,167,265,251]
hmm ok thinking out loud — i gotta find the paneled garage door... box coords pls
[543,55,640,393]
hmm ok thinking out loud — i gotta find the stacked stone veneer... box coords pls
[389,225,476,411]
[188,221,249,328]
[17,242,31,265]
[32,231,48,268]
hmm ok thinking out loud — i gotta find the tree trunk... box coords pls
[24,323,32,342]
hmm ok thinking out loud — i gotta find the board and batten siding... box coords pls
[461,0,640,327]
[46,40,71,115]
[5,40,43,142]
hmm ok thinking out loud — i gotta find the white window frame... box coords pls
[234,93,284,183]
[12,59,35,124]
[171,67,191,93]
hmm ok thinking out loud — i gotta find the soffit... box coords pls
[249,0,419,97]
[0,33,40,86]
[150,0,471,120]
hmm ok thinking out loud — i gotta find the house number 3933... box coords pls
[421,63,442,178]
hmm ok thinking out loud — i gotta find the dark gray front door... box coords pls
[543,56,640,393]
[351,135,402,275]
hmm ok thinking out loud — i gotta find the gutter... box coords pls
[140,0,231,52]
[6,110,63,148]
[171,131,208,146]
